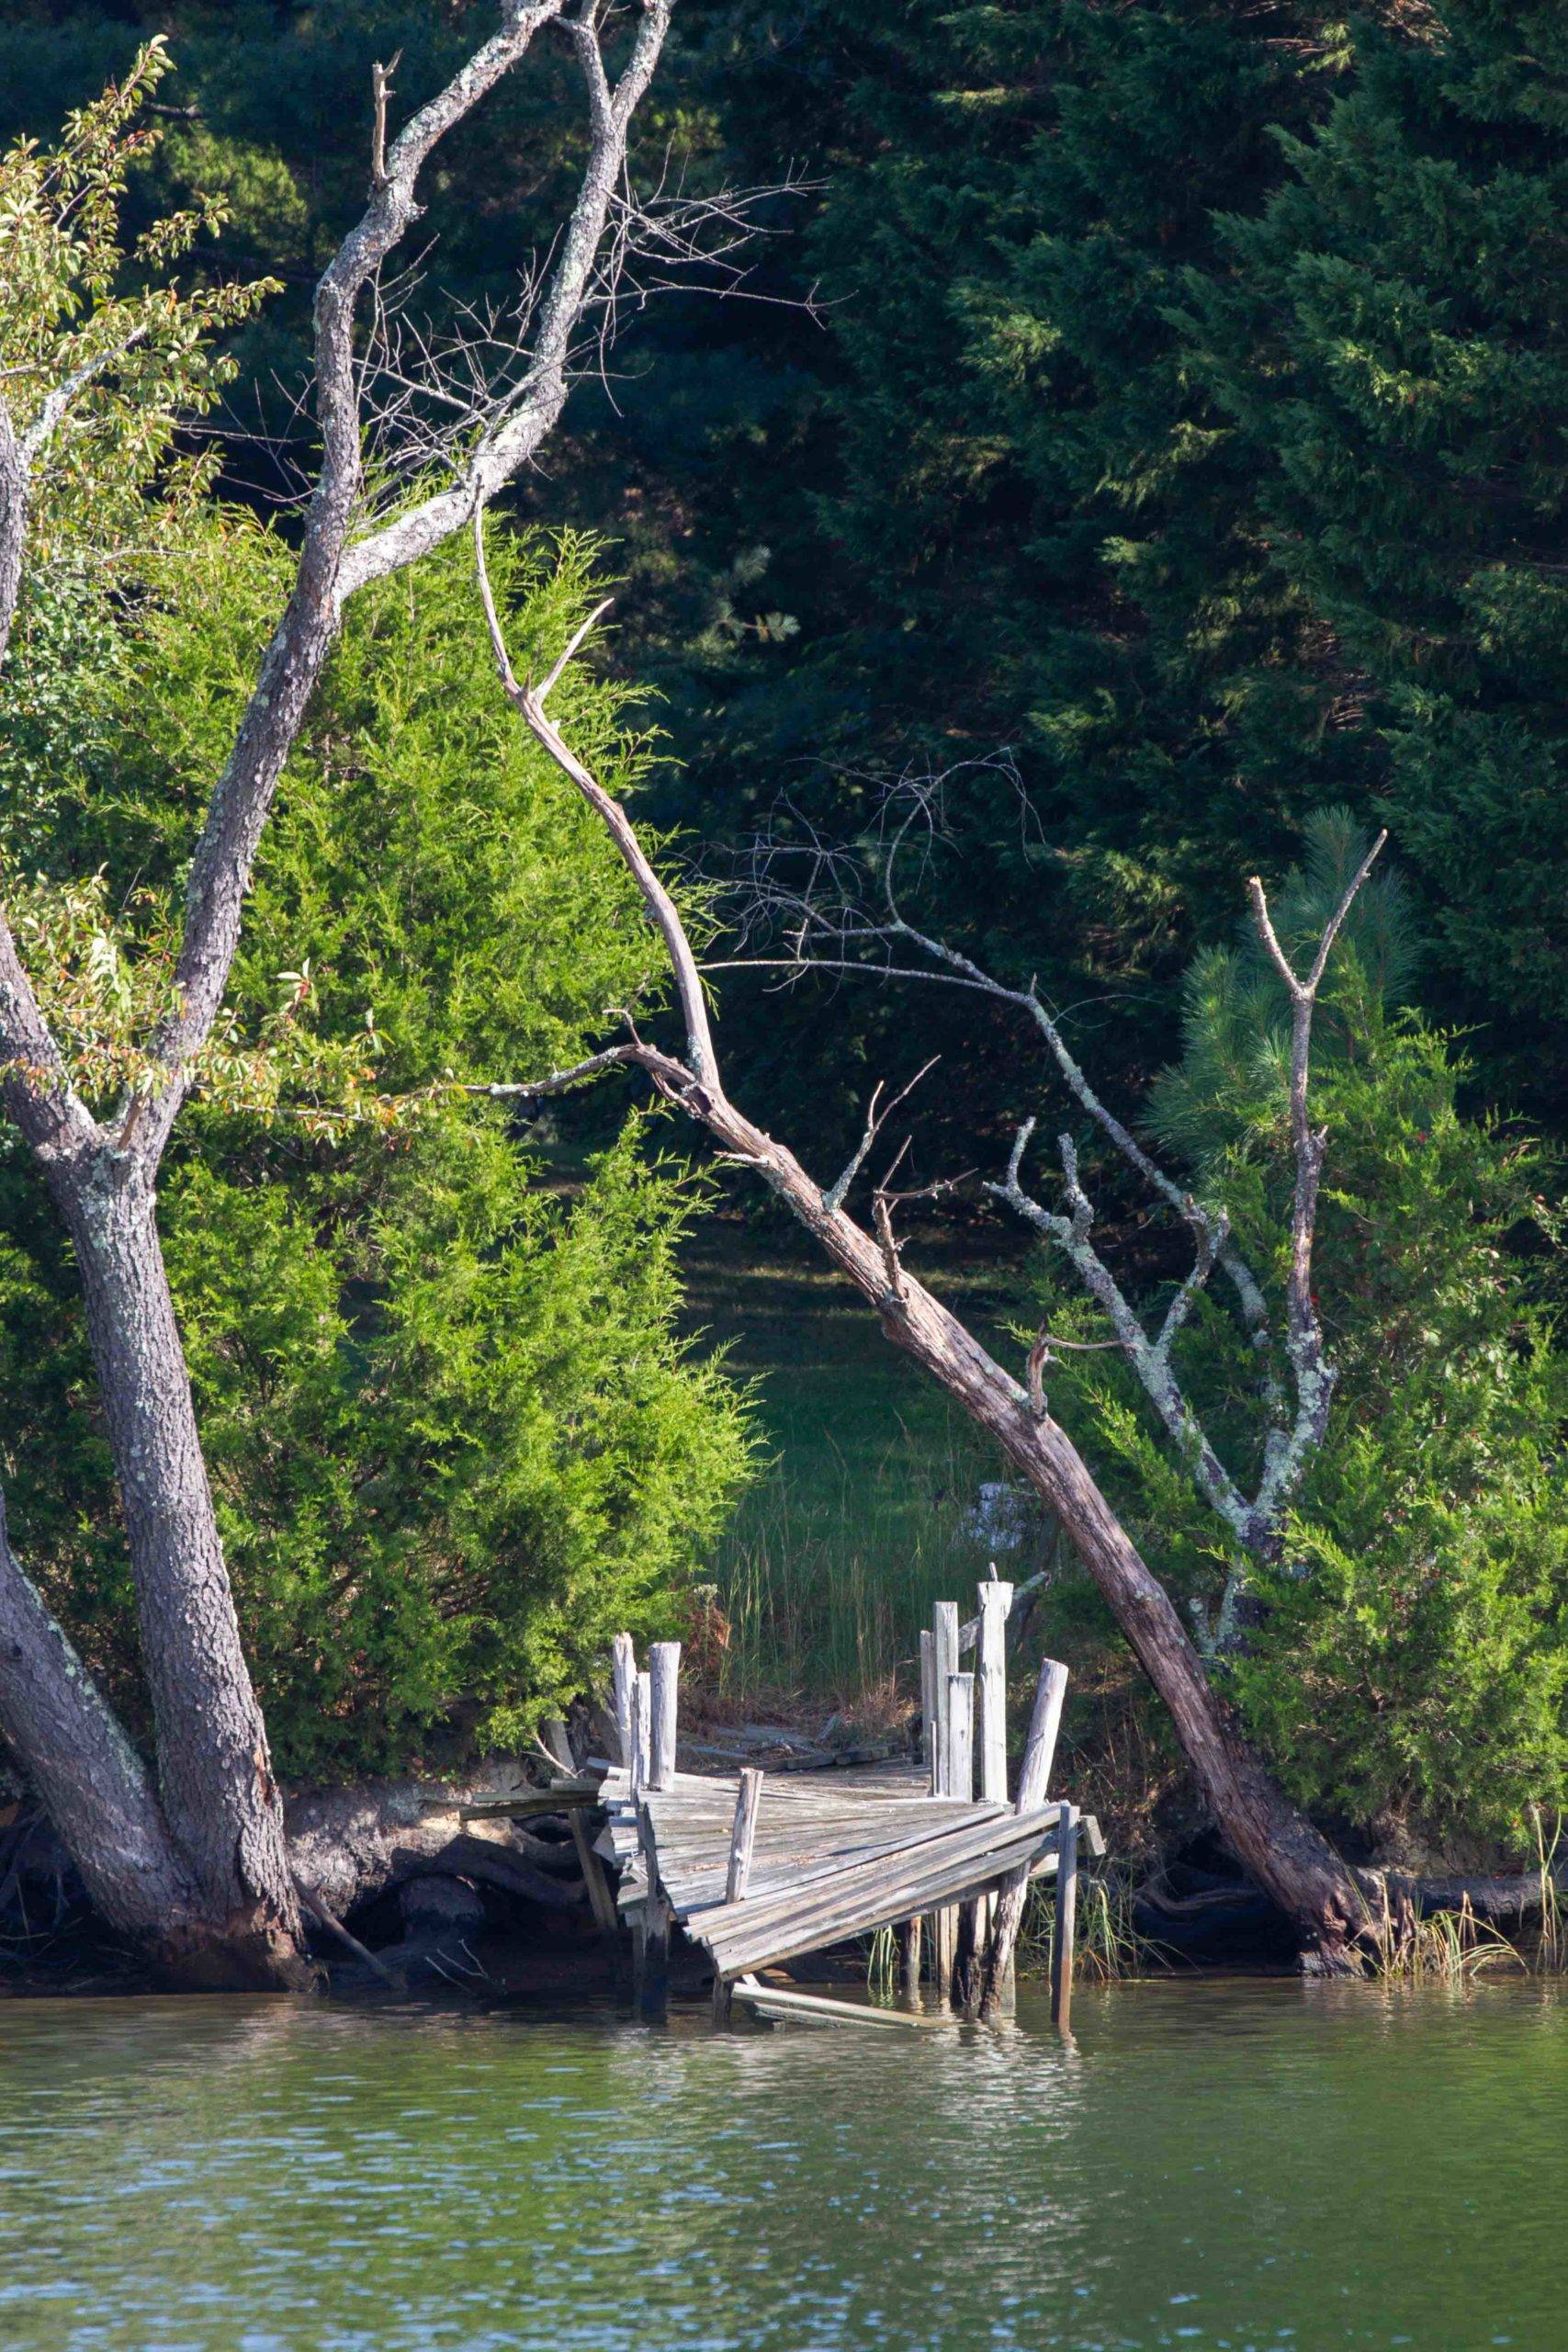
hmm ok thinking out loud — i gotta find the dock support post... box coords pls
[649,1641,681,1790]
[899,1915,923,2003]
[975,1655,1069,2022]
[612,1632,637,1768]
[727,1767,763,1902]
[976,1582,1014,1805]
[633,1668,652,1795]
[919,1630,935,1781]
[1051,1801,1078,2033]
[947,1669,976,2009]
[635,1800,671,2021]
[543,1718,619,1945]
[710,1768,762,2029]
[967,1580,1013,1995]
[931,1602,960,2003]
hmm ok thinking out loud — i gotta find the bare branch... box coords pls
[821,1057,939,1215]
[1243,830,1389,1526]
[370,51,402,189]
[140,0,676,1166]
[474,514,720,1094]
[987,1120,1254,1541]
[336,0,675,602]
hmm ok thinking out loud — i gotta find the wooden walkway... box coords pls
[598,1584,1102,2027]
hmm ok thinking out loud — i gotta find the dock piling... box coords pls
[931,1602,961,2001]
[1051,1801,1078,2032]
[649,1641,681,1790]
[612,1632,637,1768]
[976,1654,1069,2021]
[726,1766,763,1901]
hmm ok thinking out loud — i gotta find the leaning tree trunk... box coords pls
[488,585,1376,1967]
[43,1148,308,1987]
[723,1108,1367,1962]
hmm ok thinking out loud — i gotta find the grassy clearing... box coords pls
[679,1215,1043,1708]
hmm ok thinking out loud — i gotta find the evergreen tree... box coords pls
[1181,0,1568,1102]
[1041,815,1567,1853]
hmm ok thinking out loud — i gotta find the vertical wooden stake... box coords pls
[919,1629,935,1786]
[636,1800,670,2023]
[633,1668,652,1796]
[899,1915,923,2004]
[971,1580,1014,1989]
[931,1601,958,1792]
[946,1672,975,1802]
[931,1601,962,2006]
[612,1632,637,1768]
[649,1640,681,1790]
[947,1669,976,2007]
[976,1581,1014,1805]
[1051,1801,1078,2033]
[726,1767,763,1902]
[976,1655,1070,2022]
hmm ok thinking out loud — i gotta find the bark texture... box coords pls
[48,1149,306,1983]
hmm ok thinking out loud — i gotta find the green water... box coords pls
[2,1979,1562,2351]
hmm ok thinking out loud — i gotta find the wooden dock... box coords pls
[596,1583,1101,2028]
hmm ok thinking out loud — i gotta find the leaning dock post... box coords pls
[726,1766,763,1902]
[713,1765,763,2026]
[649,1640,681,1790]
[974,1654,1068,2022]
[1051,1801,1079,2032]
[968,1579,1014,1985]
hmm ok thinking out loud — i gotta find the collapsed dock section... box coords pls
[598,1579,1102,2027]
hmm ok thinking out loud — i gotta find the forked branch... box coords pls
[722,775,1388,1632]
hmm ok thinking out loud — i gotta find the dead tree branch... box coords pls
[721,774,1386,1649]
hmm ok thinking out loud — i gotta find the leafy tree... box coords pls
[0,522,753,1781]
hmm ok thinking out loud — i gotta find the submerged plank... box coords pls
[732,1977,954,2030]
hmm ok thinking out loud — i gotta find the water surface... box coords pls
[1,1977,1562,2350]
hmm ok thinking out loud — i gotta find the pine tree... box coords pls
[1181,0,1568,1107]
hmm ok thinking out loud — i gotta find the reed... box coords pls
[1359,1886,1524,1986]
[865,1923,899,2004]
[709,1401,1026,1701]
[1529,1806,1563,1974]
[1015,1864,1169,1984]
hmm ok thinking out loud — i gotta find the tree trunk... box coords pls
[44,1146,308,1987]
[0,1493,205,1941]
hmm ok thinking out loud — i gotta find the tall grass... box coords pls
[712,1403,1028,1698]
[682,1222,1043,1705]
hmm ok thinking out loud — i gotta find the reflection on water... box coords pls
[0,1977,1562,2350]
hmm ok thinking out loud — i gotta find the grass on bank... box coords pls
[679,1213,1043,1706]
